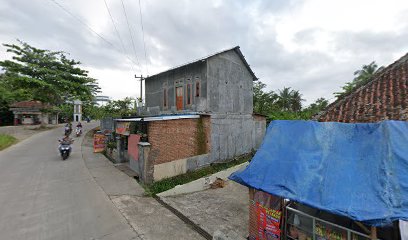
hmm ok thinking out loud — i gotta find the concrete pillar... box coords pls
[138,142,153,184]
[115,137,124,163]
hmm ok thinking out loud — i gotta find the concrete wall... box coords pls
[209,114,265,162]
[206,51,254,114]
[153,154,210,181]
[145,61,208,113]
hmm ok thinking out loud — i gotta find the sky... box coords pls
[1,0,408,106]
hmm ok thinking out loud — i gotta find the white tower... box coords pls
[73,100,82,122]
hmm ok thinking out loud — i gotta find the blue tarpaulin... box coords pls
[229,120,408,226]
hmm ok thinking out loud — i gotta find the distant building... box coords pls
[94,95,110,107]
[9,101,58,125]
[317,53,408,122]
[113,46,266,183]
[73,100,82,122]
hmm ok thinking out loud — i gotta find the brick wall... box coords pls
[148,116,211,165]
[317,53,408,122]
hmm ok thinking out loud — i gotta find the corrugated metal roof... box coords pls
[115,114,200,122]
[145,46,258,81]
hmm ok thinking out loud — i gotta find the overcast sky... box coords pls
[1,0,408,105]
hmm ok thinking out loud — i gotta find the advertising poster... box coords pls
[93,133,106,153]
[249,189,283,240]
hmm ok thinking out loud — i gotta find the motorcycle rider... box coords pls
[58,135,74,159]
[64,123,72,136]
[59,135,73,145]
[75,122,82,136]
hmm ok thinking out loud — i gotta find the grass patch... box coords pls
[0,134,17,151]
[143,153,253,195]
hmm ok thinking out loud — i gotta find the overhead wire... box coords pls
[48,0,139,70]
[120,0,142,74]
[138,0,149,75]
[103,0,139,72]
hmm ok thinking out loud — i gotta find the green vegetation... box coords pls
[196,117,207,154]
[84,97,138,120]
[253,81,329,121]
[334,61,384,99]
[0,134,17,150]
[143,154,252,195]
[0,40,100,124]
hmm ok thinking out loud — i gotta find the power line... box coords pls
[48,0,139,69]
[103,0,139,72]
[120,0,142,73]
[138,0,149,75]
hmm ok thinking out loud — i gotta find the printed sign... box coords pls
[116,122,130,135]
[93,133,106,153]
[250,190,283,240]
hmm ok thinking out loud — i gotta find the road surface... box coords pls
[0,123,140,240]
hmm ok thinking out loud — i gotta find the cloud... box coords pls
[1,0,408,105]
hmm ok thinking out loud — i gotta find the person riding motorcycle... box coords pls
[64,123,72,136]
[75,122,83,136]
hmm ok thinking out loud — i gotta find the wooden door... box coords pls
[176,87,183,110]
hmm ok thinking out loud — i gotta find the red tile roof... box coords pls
[317,53,408,122]
[10,100,48,109]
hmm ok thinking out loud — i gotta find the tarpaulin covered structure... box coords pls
[230,120,408,226]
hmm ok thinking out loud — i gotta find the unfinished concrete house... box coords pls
[116,46,266,184]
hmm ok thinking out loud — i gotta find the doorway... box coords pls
[176,86,183,110]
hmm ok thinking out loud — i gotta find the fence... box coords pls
[285,206,373,240]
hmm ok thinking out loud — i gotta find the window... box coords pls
[195,81,200,97]
[186,83,192,105]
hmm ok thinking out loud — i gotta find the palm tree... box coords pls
[277,87,293,111]
[290,90,304,112]
[353,61,384,87]
[334,61,384,98]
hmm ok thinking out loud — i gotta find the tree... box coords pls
[290,90,304,112]
[253,81,278,115]
[334,61,384,98]
[0,40,100,106]
[276,87,304,112]
[306,98,328,112]
[277,87,293,111]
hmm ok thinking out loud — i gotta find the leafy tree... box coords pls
[305,97,329,113]
[0,40,100,106]
[253,81,278,115]
[334,61,384,98]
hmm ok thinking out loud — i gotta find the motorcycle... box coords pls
[64,126,71,136]
[58,139,73,160]
[75,127,82,137]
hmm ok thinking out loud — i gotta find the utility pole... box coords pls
[135,74,145,106]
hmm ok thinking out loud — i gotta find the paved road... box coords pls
[0,123,140,240]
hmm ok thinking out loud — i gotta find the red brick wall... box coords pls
[148,116,211,165]
[318,54,408,122]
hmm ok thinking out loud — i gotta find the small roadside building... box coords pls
[9,100,58,125]
[112,46,266,184]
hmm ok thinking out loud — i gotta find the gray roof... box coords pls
[145,46,258,80]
